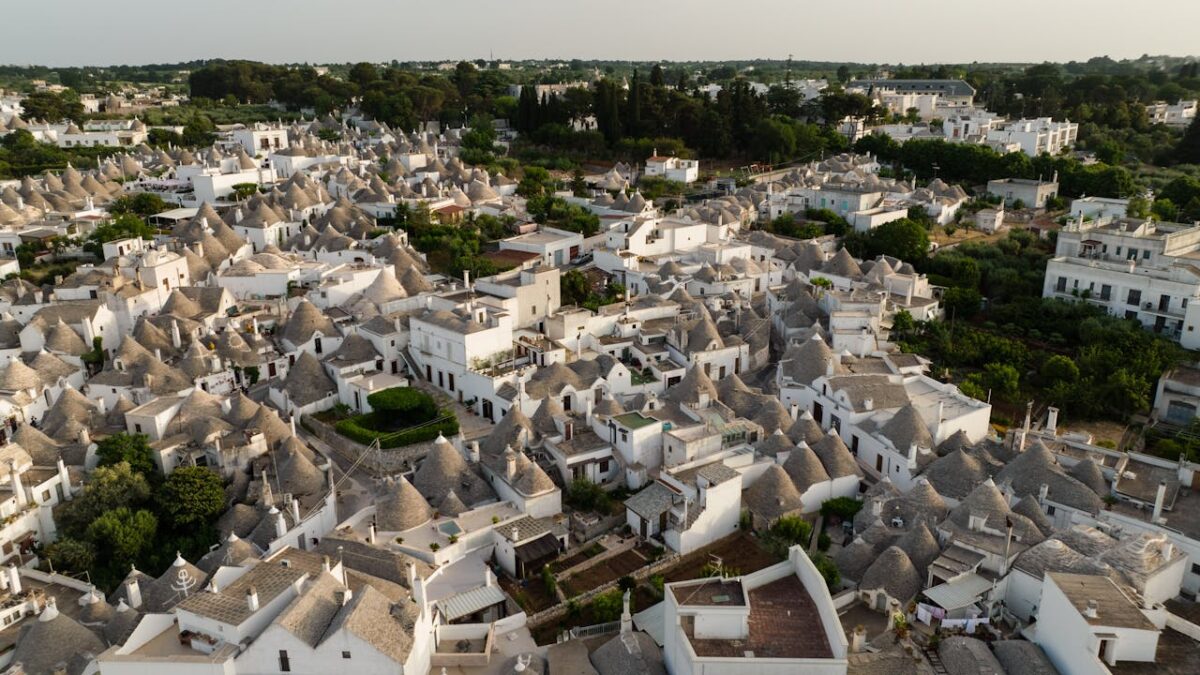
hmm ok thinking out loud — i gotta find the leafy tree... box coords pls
[891,309,915,335]
[87,507,158,575]
[44,537,96,574]
[1178,114,1200,164]
[561,269,591,307]
[158,467,226,528]
[981,362,1021,402]
[810,552,841,590]
[1040,354,1081,385]
[109,193,168,218]
[84,214,154,259]
[57,462,152,540]
[853,218,930,263]
[768,514,816,547]
[95,433,158,476]
[19,91,84,123]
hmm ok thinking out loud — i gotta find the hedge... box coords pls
[335,409,459,449]
[366,387,438,427]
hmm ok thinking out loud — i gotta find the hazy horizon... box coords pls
[3,1,1198,68]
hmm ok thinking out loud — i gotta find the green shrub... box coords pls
[366,387,438,426]
[335,409,459,449]
[820,497,863,521]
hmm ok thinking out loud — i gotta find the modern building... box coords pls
[1042,216,1200,346]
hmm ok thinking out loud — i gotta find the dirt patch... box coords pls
[499,573,557,614]
[561,549,648,597]
[555,542,604,572]
[661,532,782,583]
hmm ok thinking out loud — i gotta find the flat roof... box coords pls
[614,411,658,430]
[1048,573,1156,631]
[681,575,833,659]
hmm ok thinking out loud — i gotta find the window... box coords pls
[1100,284,1112,301]
[620,430,628,443]
[599,459,610,473]
[1192,562,1200,575]
[1046,505,1056,516]
[1143,250,1151,260]
[1055,277,1067,293]
[279,650,291,672]
[134,424,142,433]
[1127,289,1142,306]
[342,651,352,659]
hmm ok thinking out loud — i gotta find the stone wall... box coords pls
[527,552,680,629]
[302,415,449,476]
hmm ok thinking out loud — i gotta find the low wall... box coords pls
[303,414,446,475]
[528,551,680,629]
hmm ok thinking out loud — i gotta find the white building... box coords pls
[987,177,1059,209]
[644,153,699,184]
[663,545,848,675]
[1042,216,1200,346]
[1034,572,1162,674]
[1145,99,1197,127]
[986,118,1078,157]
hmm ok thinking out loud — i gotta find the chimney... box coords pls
[620,589,633,635]
[506,448,520,479]
[154,347,162,362]
[290,496,302,522]
[77,427,90,447]
[246,586,260,612]
[789,403,798,420]
[511,526,520,541]
[338,588,353,606]
[871,499,883,517]
[585,397,594,427]
[1153,481,1168,522]
[39,597,59,622]
[1038,483,1049,505]
[1046,407,1059,434]
[368,521,377,544]
[8,461,25,508]
[469,441,480,463]
[322,554,333,575]
[272,506,287,538]
[907,442,919,468]
[125,577,142,609]
[863,397,874,411]
[406,561,417,591]
[6,564,21,595]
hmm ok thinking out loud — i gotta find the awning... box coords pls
[515,532,561,564]
[436,584,507,622]
[922,573,992,611]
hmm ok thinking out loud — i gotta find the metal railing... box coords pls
[569,621,621,640]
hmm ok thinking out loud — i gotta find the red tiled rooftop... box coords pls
[683,575,832,659]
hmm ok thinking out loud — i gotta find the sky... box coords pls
[3,1,1198,67]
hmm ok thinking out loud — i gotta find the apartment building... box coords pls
[1043,216,1200,347]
